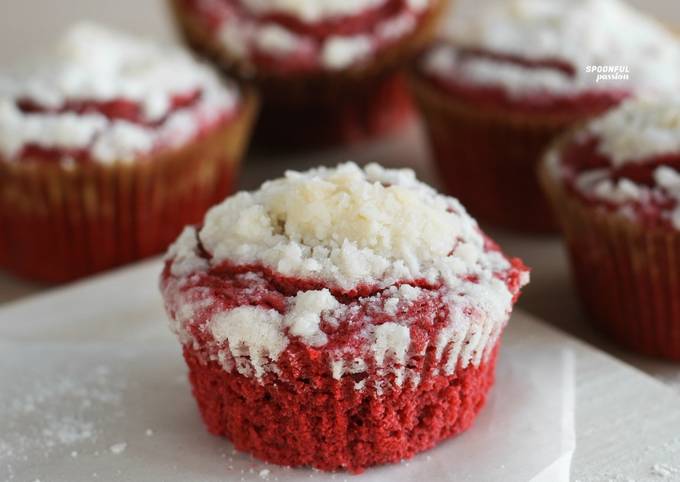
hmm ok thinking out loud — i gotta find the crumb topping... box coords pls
[547,99,680,230]
[424,0,680,98]
[186,0,431,71]
[162,163,529,386]
[0,23,238,164]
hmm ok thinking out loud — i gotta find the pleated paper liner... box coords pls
[0,90,258,283]
[408,70,621,233]
[540,161,680,360]
[170,0,452,148]
[251,73,415,149]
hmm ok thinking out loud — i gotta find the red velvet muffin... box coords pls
[170,0,449,147]
[160,162,529,472]
[0,23,258,282]
[410,0,680,232]
[541,99,680,359]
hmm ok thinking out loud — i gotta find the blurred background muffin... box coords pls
[0,23,258,282]
[410,0,680,232]
[170,0,450,148]
[541,98,680,359]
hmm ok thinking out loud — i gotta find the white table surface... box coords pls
[1,1,680,479]
[3,259,680,481]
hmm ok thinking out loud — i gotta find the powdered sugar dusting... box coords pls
[0,364,125,480]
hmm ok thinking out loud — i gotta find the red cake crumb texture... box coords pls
[180,0,436,73]
[0,23,241,165]
[160,162,529,472]
[546,99,680,231]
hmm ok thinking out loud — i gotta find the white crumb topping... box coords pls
[208,289,342,376]
[321,36,373,70]
[200,0,430,70]
[372,323,410,366]
[587,99,680,166]
[164,163,528,387]
[210,307,288,379]
[546,99,680,229]
[199,162,493,291]
[282,289,339,347]
[427,0,680,97]
[0,22,238,163]
[240,0,388,23]
[165,227,209,277]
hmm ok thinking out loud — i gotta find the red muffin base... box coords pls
[184,342,499,473]
[541,165,680,360]
[0,92,258,283]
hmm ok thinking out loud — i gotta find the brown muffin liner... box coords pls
[540,160,680,360]
[0,90,258,283]
[409,72,618,233]
[169,0,451,147]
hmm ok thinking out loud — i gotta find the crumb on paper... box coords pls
[652,463,680,478]
[145,429,154,437]
[109,442,127,455]
[259,468,270,479]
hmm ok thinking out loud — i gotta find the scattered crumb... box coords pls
[259,468,270,479]
[652,463,680,478]
[145,429,154,437]
[109,442,127,455]
[0,361,126,481]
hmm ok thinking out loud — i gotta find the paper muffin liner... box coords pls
[0,91,258,283]
[182,337,500,473]
[170,0,451,147]
[409,73,615,233]
[540,163,680,360]
[251,73,415,148]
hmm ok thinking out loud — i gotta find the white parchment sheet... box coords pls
[0,316,574,482]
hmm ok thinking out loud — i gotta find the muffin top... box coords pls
[546,99,680,230]
[0,23,239,164]
[419,0,680,112]
[161,163,528,387]
[180,0,435,73]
